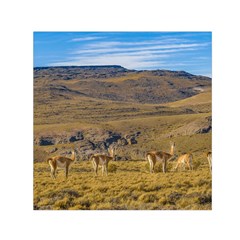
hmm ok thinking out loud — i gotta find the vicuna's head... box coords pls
[108,146,117,160]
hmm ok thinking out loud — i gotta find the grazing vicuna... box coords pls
[90,146,116,176]
[146,141,177,173]
[47,150,76,179]
[174,153,193,171]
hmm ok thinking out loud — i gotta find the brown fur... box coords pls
[146,142,176,173]
[174,153,193,171]
[90,146,116,176]
[47,151,76,179]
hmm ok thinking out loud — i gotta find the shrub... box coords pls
[108,163,117,173]
[198,194,212,204]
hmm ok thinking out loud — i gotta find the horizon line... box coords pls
[33,64,212,78]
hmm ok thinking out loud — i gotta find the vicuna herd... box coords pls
[46,142,212,179]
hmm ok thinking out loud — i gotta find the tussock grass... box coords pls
[34,158,212,210]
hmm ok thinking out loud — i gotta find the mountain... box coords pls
[34,65,211,104]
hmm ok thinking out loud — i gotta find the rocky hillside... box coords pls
[34,65,211,104]
[34,128,141,161]
[34,65,212,162]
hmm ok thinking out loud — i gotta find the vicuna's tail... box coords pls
[46,157,53,163]
[145,152,152,162]
[71,151,76,161]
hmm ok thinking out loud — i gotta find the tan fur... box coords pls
[146,142,176,173]
[206,151,212,173]
[174,153,193,171]
[47,151,76,179]
[90,146,116,176]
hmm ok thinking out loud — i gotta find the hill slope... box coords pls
[34,66,211,104]
[34,65,212,161]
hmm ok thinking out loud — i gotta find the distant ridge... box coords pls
[34,65,211,104]
[34,65,127,70]
[34,65,211,79]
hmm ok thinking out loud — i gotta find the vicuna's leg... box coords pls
[65,165,69,179]
[208,158,212,172]
[95,165,98,176]
[102,165,105,176]
[92,160,98,176]
[50,164,56,179]
[174,162,179,171]
[50,168,55,179]
[182,162,186,171]
[152,162,156,173]
[186,161,191,170]
[190,158,193,170]
[147,156,153,173]
[105,164,108,176]
[162,159,167,173]
[149,161,153,173]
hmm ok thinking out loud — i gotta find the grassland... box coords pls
[34,159,211,210]
[34,66,212,210]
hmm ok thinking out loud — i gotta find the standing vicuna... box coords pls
[146,141,177,173]
[47,150,76,179]
[206,151,212,173]
[174,153,193,171]
[90,146,116,176]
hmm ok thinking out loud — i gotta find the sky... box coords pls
[34,32,212,77]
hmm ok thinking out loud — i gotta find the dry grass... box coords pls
[34,158,211,210]
[165,89,211,108]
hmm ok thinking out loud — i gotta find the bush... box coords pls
[108,163,117,173]
[198,194,212,204]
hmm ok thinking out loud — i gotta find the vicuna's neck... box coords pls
[170,145,175,155]
[71,151,76,161]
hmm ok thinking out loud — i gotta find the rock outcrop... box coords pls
[34,129,140,161]
[165,116,212,138]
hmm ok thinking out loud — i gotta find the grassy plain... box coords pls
[34,67,212,210]
[34,159,211,210]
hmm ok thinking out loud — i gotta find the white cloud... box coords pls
[72,42,209,55]
[50,53,167,70]
[50,36,211,71]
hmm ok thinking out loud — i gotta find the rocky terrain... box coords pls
[34,65,212,162]
[34,65,211,104]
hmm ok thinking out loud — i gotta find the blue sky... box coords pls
[34,32,212,77]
